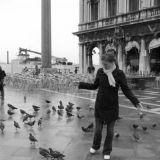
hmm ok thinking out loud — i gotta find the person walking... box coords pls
[0,66,6,99]
[78,51,144,160]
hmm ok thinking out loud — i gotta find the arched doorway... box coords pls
[92,47,100,72]
[126,47,139,73]
[149,38,160,75]
[125,41,140,73]
[150,47,160,75]
[87,47,99,73]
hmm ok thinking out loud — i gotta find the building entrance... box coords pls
[150,47,160,75]
[126,47,139,73]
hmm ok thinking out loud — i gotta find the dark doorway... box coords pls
[126,47,139,72]
[150,47,160,75]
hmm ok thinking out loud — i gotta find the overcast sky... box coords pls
[0,0,80,64]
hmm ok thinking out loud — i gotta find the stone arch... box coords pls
[125,41,140,73]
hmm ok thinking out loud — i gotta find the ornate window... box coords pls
[117,0,127,14]
[139,0,151,9]
[154,0,160,6]
[91,0,98,21]
[129,0,139,12]
[108,0,117,17]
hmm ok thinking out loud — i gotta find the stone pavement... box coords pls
[0,87,160,160]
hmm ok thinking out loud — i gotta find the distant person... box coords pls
[78,51,144,160]
[35,65,40,75]
[0,66,6,98]
[74,67,78,74]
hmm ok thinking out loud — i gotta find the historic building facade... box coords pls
[74,0,160,75]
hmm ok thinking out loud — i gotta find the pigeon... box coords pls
[132,124,139,129]
[25,120,35,127]
[146,105,151,110]
[65,106,73,113]
[24,96,26,103]
[87,122,94,130]
[45,100,51,103]
[142,126,147,132]
[52,106,56,112]
[89,105,94,110]
[77,114,85,119]
[29,133,38,144]
[23,114,29,122]
[114,132,120,138]
[32,105,40,112]
[27,114,36,119]
[81,127,90,133]
[7,110,15,116]
[68,102,74,107]
[59,100,63,105]
[66,112,74,118]
[46,109,51,115]
[132,131,140,142]
[76,107,81,111]
[58,104,64,110]
[39,147,51,159]
[14,121,20,129]
[57,110,63,117]
[7,104,18,110]
[38,118,42,127]
[48,148,65,159]
[152,123,157,128]
[0,121,5,133]
[117,116,123,120]
[20,109,27,115]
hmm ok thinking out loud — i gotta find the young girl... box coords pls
[78,50,143,160]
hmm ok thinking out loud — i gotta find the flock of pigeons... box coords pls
[0,97,159,159]
[0,98,94,160]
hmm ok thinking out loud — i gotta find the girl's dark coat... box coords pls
[79,68,139,122]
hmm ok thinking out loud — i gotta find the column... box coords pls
[117,44,123,70]
[41,0,52,68]
[7,51,9,64]
[99,43,103,67]
[87,1,90,22]
[106,0,109,17]
[99,0,103,19]
[84,0,88,22]
[139,38,147,75]
[83,44,88,73]
[103,0,106,18]
[79,0,83,23]
[79,44,83,74]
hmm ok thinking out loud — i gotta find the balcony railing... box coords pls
[78,6,160,32]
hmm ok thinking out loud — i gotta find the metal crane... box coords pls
[19,47,42,55]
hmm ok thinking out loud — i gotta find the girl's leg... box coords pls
[103,120,116,155]
[92,117,104,150]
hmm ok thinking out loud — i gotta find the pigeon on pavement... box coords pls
[39,147,51,159]
[0,121,5,133]
[25,120,35,127]
[7,110,15,116]
[7,104,18,110]
[29,133,38,144]
[14,121,20,130]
